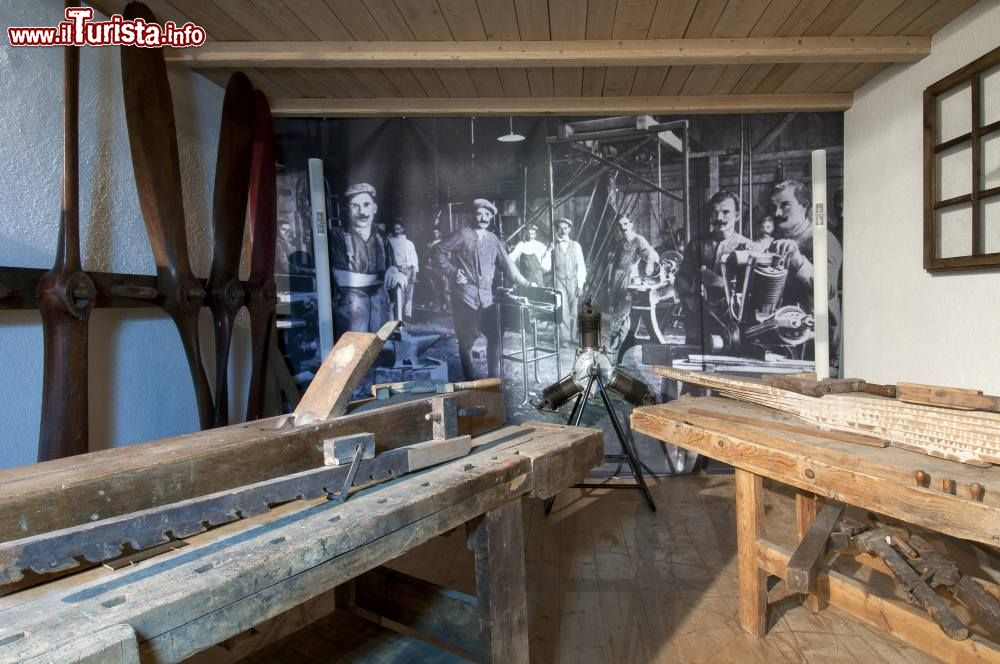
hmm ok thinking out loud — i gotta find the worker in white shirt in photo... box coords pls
[388,221,419,320]
[508,224,548,286]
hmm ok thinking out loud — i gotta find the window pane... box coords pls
[937,82,972,143]
[937,141,972,200]
[937,204,972,258]
[983,132,1000,190]
[983,64,1000,126]
[981,197,1000,253]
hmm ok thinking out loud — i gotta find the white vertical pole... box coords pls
[811,149,829,380]
[307,158,334,359]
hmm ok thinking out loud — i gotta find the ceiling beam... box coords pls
[166,36,929,69]
[268,94,853,117]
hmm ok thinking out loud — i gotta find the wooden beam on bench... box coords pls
[786,500,844,594]
[0,389,503,540]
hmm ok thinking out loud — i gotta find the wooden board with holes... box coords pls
[0,424,601,663]
[632,397,1000,547]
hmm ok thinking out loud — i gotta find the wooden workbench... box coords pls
[0,423,601,663]
[633,396,1000,664]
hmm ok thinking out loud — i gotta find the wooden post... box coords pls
[735,468,768,637]
[468,499,530,664]
[795,491,827,613]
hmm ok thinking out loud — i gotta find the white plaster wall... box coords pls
[0,1,248,469]
[843,0,1000,393]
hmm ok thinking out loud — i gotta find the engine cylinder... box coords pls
[579,301,601,349]
[748,261,788,317]
[607,370,655,406]
[540,374,582,410]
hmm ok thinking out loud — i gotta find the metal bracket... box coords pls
[425,397,458,440]
[323,432,375,466]
[336,443,367,503]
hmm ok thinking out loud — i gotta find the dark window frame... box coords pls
[924,45,1000,272]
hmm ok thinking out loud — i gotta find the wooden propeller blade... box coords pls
[207,72,255,427]
[121,1,212,429]
[245,90,278,421]
[37,27,96,460]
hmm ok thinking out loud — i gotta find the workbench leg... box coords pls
[468,499,529,664]
[795,491,826,614]
[735,469,768,637]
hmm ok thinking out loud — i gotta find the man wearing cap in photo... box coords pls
[330,182,407,336]
[432,198,531,380]
[508,223,548,286]
[544,217,587,346]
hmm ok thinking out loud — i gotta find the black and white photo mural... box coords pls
[272,113,844,474]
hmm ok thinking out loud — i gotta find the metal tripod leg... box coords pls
[548,372,656,514]
[567,374,595,426]
[594,374,656,511]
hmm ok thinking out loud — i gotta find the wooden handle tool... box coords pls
[120,2,213,429]
[897,382,1000,412]
[244,90,278,421]
[37,12,96,461]
[285,320,400,427]
[207,73,255,427]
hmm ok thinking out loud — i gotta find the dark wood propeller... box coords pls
[244,91,278,421]
[37,6,96,461]
[207,73,255,427]
[120,1,212,429]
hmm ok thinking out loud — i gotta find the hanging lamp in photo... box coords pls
[497,117,525,142]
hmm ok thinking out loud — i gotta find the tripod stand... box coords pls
[558,365,657,512]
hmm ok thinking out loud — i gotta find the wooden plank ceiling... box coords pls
[90,0,978,115]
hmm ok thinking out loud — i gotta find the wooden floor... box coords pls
[237,474,944,663]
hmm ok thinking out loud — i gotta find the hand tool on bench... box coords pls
[206,73,255,427]
[37,12,97,461]
[824,517,1000,640]
[121,1,213,429]
[852,527,969,640]
[902,535,1000,637]
[896,382,1000,412]
[244,90,278,421]
[278,320,400,428]
[761,373,897,398]
[371,377,501,400]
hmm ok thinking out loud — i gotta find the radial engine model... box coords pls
[539,301,656,411]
